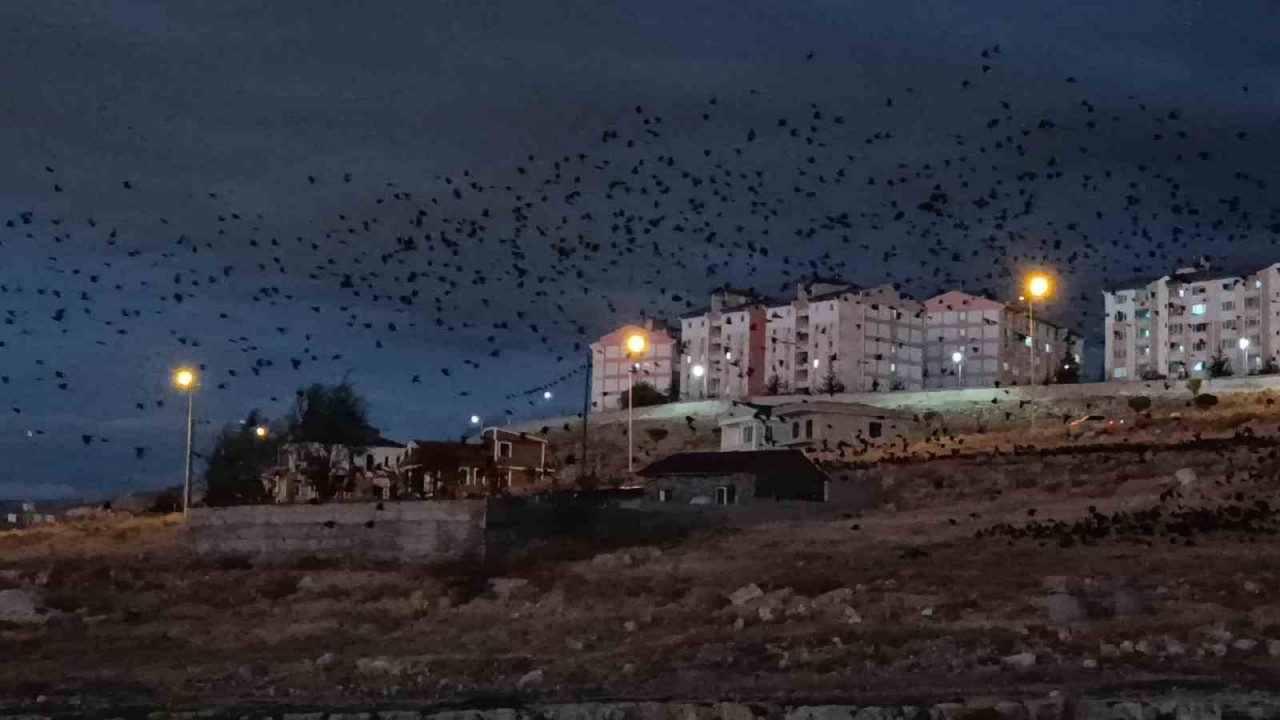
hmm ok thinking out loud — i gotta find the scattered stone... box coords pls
[1211,643,1228,657]
[1041,576,1072,594]
[1099,643,1120,658]
[516,668,544,690]
[842,607,863,624]
[624,620,638,632]
[0,589,48,624]
[921,607,934,617]
[489,577,533,601]
[1044,592,1087,625]
[1243,580,1261,593]
[566,638,584,651]
[758,606,776,623]
[315,652,337,669]
[1001,652,1036,669]
[1164,639,1186,656]
[1232,638,1258,652]
[1119,640,1135,654]
[1268,639,1280,658]
[728,584,764,606]
[1174,468,1197,487]
[1082,658,1098,669]
[733,617,745,631]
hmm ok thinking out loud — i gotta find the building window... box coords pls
[1223,282,1233,291]
[1190,304,1207,316]
[715,485,737,506]
[869,422,883,438]
[365,455,374,471]
[1136,309,1151,320]
[1113,368,1128,379]
[1193,361,1205,372]
[498,441,513,459]
[805,419,814,438]
[1222,301,1235,311]
[1255,279,1263,289]
[658,488,673,503]
[1024,336,1033,347]
[1168,324,1182,335]
[1191,323,1208,332]
[792,422,800,439]
[741,426,754,444]
[1114,311,1127,322]
[1139,328,1151,338]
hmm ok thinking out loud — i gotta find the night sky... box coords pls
[2,0,1278,499]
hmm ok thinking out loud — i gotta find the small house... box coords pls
[718,400,917,457]
[637,449,829,506]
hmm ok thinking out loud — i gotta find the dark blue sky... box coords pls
[1,0,1278,498]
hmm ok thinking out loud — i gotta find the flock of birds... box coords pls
[1,44,1279,472]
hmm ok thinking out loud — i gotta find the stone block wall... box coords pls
[188,501,487,563]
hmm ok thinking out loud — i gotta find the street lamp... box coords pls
[543,390,553,400]
[1239,337,1251,375]
[254,425,268,439]
[1024,273,1051,429]
[172,367,197,517]
[691,363,706,400]
[623,331,649,474]
[470,414,481,425]
[951,351,965,388]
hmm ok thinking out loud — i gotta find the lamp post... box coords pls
[1239,337,1251,375]
[1024,273,1051,430]
[172,368,197,516]
[951,351,964,389]
[691,363,706,399]
[624,330,649,474]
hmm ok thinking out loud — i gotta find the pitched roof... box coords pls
[637,449,829,482]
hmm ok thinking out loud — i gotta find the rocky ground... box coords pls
[4,414,1280,712]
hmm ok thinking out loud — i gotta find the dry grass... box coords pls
[4,433,1280,707]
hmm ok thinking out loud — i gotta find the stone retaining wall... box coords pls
[188,501,487,563]
[5,692,1280,720]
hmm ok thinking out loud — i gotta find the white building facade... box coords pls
[762,281,926,394]
[678,289,769,401]
[924,290,1083,388]
[1103,264,1280,380]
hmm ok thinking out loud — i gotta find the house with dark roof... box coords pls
[636,449,829,506]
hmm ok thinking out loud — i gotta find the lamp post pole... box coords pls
[183,391,194,516]
[628,363,635,474]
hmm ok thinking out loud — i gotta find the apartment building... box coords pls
[589,320,677,412]
[924,290,1083,388]
[762,280,926,394]
[1103,264,1280,380]
[677,288,771,401]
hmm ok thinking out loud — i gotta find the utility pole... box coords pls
[579,349,592,485]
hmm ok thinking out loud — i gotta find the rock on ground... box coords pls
[0,588,48,624]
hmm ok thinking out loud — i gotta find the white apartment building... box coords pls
[678,289,770,401]
[589,320,677,412]
[1103,264,1280,380]
[761,280,926,394]
[924,290,1083,388]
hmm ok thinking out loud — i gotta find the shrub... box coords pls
[1127,396,1152,414]
[1193,393,1219,411]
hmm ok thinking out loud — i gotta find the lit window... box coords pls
[889,363,897,372]
[1113,368,1128,379]
[1256,279,1263,289]
[741,426,754,444]
[1190,304,1207,315]
[1044,343,1052,353]
[1193,361,1205,372]
[1024,337,1033,347]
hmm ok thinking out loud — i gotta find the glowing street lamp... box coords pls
[1024,272,1052,380]
[254,425,268,439]
[470,414,481,425]
[951,350,965,388]
[171,367,198,516]
[1239,336,1251,374]
[623,330,649,474]
[543,390,553,400]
